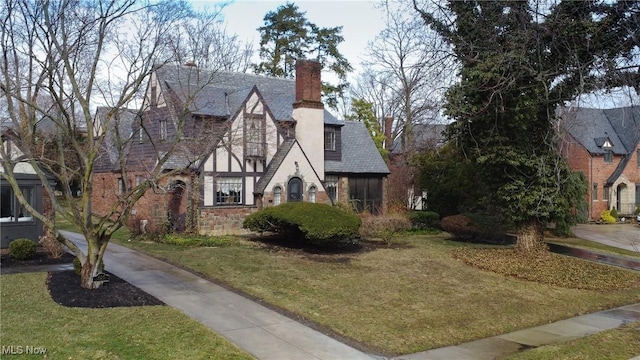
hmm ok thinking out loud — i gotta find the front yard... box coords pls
[120,233,640,356]
[0,272,253,359]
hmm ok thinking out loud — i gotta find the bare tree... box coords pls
[354,0,455,151]
[166,5,254,72]
[0,0,229,289]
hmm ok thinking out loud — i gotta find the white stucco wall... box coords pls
[292,107,324,179]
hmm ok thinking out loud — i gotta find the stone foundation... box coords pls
[199,206,257,236]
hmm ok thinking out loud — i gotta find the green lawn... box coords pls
[0,272,253,360]
[121,234,640,356]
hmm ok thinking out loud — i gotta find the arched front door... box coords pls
[287,177,302,202]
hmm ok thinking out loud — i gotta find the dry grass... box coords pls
[123,234,640,356]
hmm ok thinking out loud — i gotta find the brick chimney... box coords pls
[293,60,323,109]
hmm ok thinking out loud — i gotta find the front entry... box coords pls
[287,177,302,202]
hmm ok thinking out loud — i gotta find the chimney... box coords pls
[293,60,323,110]
[384,116,393,150]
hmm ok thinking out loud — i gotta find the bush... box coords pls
[8,239,37,260]
[243,202,361,245]
[359,215,412,244]
[441,214,512,245]
[600,210,616,224]
[39,233,65,259]
[610,207,618,219]
[407,211,440,230]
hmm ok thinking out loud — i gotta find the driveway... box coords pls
[571,223,640,253]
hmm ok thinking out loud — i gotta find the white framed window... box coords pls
[324,176,338,203]
[0,186,35,223]
[308,186,316,203]
[216,177,242,205]
[324,127,336,151]
[273,186,282,206]
[246,115,265,157]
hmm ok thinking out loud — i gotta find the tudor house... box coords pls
[92,60,389,234]
[558,106,640,220]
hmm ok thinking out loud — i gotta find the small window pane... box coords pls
[274,186,281,206]
[216,178,243,205]
[308,186,316,203]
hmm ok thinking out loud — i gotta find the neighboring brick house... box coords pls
[92,60,389,235]
[558,106,640,220]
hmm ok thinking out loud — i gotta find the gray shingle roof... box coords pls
[157,65,342,124]
[558,107,627,155]
[325,121,390,175]
[559,106,640,186]
[155,65,386,176]
[255,139,296,193]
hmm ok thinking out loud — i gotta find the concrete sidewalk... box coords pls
[60,231,376,360]
[57,231,640,360]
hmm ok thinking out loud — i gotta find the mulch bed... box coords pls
[47,270,164,308]
[2,247,163,308]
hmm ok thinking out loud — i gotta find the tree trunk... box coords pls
[79,246,106,289]
[515,218,547,253]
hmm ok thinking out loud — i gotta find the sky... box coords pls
[193,0,638,109]
[206,1,388,78]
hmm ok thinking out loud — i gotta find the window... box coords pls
[0,186,35,223]
[324,176,338,203]
[592,183,598,201]
[118,178,125,195]
[308,186,316,203]
[603,185,609,201]
[637,150,640,167]
[159,119,167,140]
[324,127,336,151]
[604,150,612,163]
[245,115,265,157]
[216,178,242,205]
[273,186,282,206]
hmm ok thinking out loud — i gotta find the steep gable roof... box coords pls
[155,65,341,124]
[558,107,632,155]
[255,139,296,194]
[325,121,389,175]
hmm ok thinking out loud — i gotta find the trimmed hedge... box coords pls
[243,202,361,245]
[8,238,37,260]
[408,211,440,230]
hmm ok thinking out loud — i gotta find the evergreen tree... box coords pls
[255,2,353,110]
[413,0,637,251]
